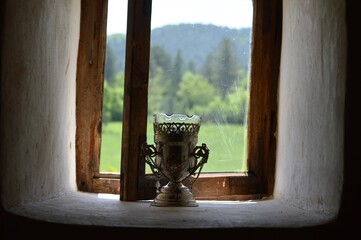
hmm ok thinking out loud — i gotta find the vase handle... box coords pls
[141,143,163,178]
[188,143,209,185]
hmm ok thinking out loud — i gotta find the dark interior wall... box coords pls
[337,0,361,229]
[0,0,360,238]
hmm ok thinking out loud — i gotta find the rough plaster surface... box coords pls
[0,0,80,208]
[274,0,346,215]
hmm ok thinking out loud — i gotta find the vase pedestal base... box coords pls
[151,182,198,207]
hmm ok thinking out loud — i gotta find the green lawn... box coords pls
[100,121,248,173]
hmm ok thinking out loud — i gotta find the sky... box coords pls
[107,0,253,34]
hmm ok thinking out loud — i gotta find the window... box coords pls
[76,0,282,201]
[147,1,252,175]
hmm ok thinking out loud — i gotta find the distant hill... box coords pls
[106,23,252,73]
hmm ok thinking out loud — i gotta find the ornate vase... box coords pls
[142,113,209,207]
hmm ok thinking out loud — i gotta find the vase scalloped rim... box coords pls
[154,113,201,124]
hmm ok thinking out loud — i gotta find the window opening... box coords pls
[147,0,253,173]
[76,0,281,199]
[100,0,128,173]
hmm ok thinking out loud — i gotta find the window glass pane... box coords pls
[100,0,128,173]
[147,0,253,173]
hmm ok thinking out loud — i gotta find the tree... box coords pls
[106,33,126,73]
[187,60,196,73]
[216,38,239,97]
[201,53,217,87]
[102,73,124,123]
[222,84,249,124]
[148,67,167,115]
[149,45,172,78]
[104,45,118,86]
[176,71,217,114]
[201,37,242,98]
[202,76,250,124]
[166,50,185,113]
[102,80,112,124]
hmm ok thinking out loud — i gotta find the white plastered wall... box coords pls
[0,0,80,208]
[274,0,346,215]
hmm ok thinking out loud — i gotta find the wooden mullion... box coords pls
[76,0,108,192]
[246,0,281,196]
[120,0,152,201]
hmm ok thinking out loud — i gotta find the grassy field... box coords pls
[100,121,248,173]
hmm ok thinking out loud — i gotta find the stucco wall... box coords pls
[274,0,346,215]
[0,0,80,208]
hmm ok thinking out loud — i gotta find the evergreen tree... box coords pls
[201,53,218,88]
[149,45,172,78]
[104,45,118,86]
[148,67,167,115]
[106,33,126,72]
[167,50,185,113]
[214,38,240,98]
[201,37,241,98]
[149,45,173,113]
[187,60,196,73]
[172,50,185,88]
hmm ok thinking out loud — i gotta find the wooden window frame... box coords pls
[76,0,282,201]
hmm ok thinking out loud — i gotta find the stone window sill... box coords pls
[7,191,335,229]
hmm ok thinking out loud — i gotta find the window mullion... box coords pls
[76,0,108,192]
[247,0,282,196]
[120,0,152,201]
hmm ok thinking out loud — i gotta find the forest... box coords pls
[102,23,252,125]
